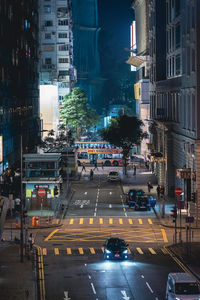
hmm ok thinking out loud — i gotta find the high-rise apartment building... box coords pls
[39,0,76,134]
[0,0,40,173]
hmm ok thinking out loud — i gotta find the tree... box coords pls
[100,115,147,174]
[60,87,99,138]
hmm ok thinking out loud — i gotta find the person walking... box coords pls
[156,185,161,198]
[90,169,94,180]
[82,163,86,172]
[133,165,136,176]
[94,162,98,171]
[28,233,34,251]
[147,181,152,193]
[101,162,104,170]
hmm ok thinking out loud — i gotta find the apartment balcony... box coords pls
[41,64,56,70]
[58,75,70,82]
[136,66,149,81]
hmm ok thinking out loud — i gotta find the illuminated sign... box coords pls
[0,136,3,162]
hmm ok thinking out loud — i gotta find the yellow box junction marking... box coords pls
[54,248,59,255]
[109,218,113,224]
[136,247,144,254]
[42,248,47,256]
[99,218,103,224]
[89,218,93,225]
[90,248,95,254]
[119,218,123,224]
[148,219,153,224]
[67,248,72,255]
[128,219,133,225]
[44,229,59,242]
[161,229,168,243]
[148,248,156,254]
[79,218,83,225]
[79,248,84,255]
[138,219,143,224]
[69,219,74,225]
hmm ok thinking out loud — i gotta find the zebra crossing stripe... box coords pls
[99,218,103,224]
[148,219,153,224]
[79,218,83,225]
[109,218,113,224]
[128,219,133,225]
[89,218,93,225]
[67,248,72,255]
[43,248,47,255]
[161,247,167,254]
[119,218,123,224]
[149,248,156,254]
[54,248,59,255]
[69,219,74,225]
[79,248,84,255]
[136,247,144,254]
[138,219,143,224]
[90,248,95,254]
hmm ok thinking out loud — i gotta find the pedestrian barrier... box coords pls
[32,216,36,227]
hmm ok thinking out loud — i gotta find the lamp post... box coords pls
[20,124,24,263]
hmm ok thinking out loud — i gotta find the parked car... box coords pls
[166,272,200,299]
[107,171,120,182]
[126,189,145,206]
[103,237,129,260]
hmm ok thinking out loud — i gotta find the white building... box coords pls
[38,0,76,135]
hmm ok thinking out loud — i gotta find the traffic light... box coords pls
[54,186,59,196]
[191,192,196,202]
[170,205,177,221]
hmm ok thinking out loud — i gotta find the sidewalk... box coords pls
[121,167,200,281]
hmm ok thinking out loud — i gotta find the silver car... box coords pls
[107,171,120,182]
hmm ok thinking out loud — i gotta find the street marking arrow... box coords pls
[64,291,70,300]
[121,290,130,300]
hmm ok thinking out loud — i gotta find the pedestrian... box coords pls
[94,162,98,171]
[156,185,160,198]
[90,169,94,180]
[82,163,86,172]
[101,162,104,170]
[147,181,153,193]
[133,165,136,176]
[28,233,34,251]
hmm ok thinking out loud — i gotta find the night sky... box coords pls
[98,0,134,64]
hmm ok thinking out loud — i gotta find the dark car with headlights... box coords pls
[126,189,145,206]
[103,237,129,260]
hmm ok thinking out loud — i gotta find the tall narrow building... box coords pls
[39,0,76,134]
[0,0,40,173]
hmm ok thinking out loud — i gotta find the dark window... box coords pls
[176,54,180,75]
[58,33,68,38]
[175,23,180,48]
[45,58,51,65]
[45,33,51,39]
[175,0,180,17]
[58,19,68,26]
[45,20,53,26]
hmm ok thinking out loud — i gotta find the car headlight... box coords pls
[175,298,180,300]
[123,250,128,254]
[105,249,111,254]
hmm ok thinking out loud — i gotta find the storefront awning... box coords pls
[126,56,145,67]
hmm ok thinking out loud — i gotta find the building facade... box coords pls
[39,0,76,134]
[149,0,200,220]
[0,0,40,173]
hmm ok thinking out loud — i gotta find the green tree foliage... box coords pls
[60,87,99,137]
[100,115,147,174]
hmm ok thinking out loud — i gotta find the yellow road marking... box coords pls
[119,218,123,224]
[44,229,59,241]
[89,218,93,225]
[161,229,168,243]
[101,247,104,252]
[138,219,143,224]
[148,219,153,224]
[149,247,156,254]
[128,219,133,225]
[69,219,74,225]
[42,248,47,255]
[79,218,83,225]
[90,248,95,254]
[136,247,144,254]
[99,218,103,224]
[35,246,46,300]
[109,218,113,224]
[79,248,84,255]
[67,248,72,255]
[54,248,59,255]
[161,247,167,254]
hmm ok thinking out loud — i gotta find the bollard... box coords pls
[32,216,36,227]
[15,217,20,228]
[35,216,39,227]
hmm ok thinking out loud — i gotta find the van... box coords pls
[166,272,200,299]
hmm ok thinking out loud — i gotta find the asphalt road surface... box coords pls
[37,168,186,300]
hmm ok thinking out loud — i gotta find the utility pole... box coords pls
[20,130,24,263]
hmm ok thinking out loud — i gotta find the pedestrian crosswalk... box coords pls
[62,217,155,226]
[41,247,168,256]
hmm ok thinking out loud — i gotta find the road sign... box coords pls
[186,216,194,223]
[37,188,46,197]
[175,187,182,196]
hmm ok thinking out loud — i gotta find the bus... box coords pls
[75,141,124,166]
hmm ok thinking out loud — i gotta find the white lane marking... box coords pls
[64,291,70,300]
[141,275,144,278]
[94,212,96,217]
[109,204,112,208]
[121,290,130,300]
[88,275,91,279]
[120,195,122,198]
[85,264,87,266]
[146,282,154,293]
[123,208,126,211]
[95,203,97,207]
[84,192,88,195]
[91,283,96,294]
[109,192,112,195]
[125,213,127,217]
[95,207,97,212]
